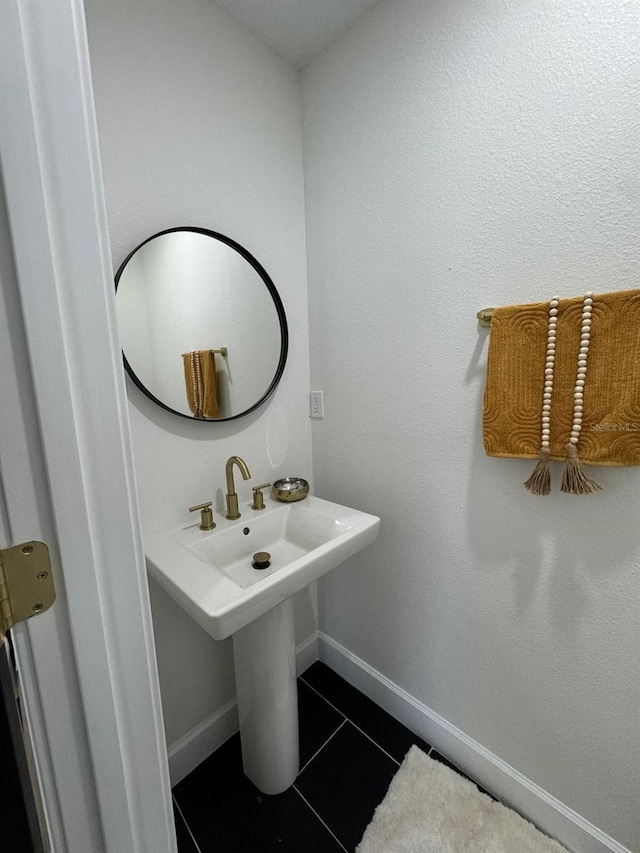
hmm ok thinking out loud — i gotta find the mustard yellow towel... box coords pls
[182,350,220,419]
[483,288,640,466]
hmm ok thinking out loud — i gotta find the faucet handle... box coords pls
[189,501,215,530]
[251,483,271,511]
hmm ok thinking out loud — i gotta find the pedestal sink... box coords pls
[145,494,380,794]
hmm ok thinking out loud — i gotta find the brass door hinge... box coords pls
[0,542,56,640]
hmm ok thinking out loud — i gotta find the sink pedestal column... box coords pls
[232,597,299,795]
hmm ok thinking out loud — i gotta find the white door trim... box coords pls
[0,1,176,851]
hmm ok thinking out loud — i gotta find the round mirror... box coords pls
[114,227,288,421]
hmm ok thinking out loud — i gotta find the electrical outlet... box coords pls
[310,391,324,418]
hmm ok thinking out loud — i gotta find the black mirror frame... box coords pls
[114,226,288,422]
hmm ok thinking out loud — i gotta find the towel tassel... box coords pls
[560,443,601,495]
[523,448,551,495]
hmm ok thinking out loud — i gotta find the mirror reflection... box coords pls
[115,228,288,420]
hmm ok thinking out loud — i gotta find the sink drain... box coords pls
[252,551,271,570]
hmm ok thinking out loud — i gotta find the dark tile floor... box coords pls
[172,661,491,852]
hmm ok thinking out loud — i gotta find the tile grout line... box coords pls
[346,718,401,767]
[172,795,203,853]
[300,673,414,768]
[299,675,371,743]
[292,784,349,853]
[298,718,348,775]
[299,673,341,711]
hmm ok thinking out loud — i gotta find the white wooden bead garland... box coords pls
[523,297,558,495]
[524,293,601,495]
[560,292,601,494]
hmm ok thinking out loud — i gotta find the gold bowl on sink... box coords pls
[272,477,309,502]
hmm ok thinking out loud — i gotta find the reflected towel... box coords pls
[183,350,220,419]
[483,288,640,466]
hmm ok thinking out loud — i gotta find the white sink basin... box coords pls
[144,494,380,640]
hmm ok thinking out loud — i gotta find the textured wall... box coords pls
[85,0,313,747]
[303,0,639,848]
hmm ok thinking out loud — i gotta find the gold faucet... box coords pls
[225,456,251,519]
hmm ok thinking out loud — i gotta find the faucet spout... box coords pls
[225,456,251,519]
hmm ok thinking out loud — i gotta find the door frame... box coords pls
[0,1,176,851]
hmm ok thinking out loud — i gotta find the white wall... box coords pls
[84,0,313,749]
[303,0,639,849]
[85,0,639,844]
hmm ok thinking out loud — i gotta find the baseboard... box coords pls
[295,631,319,676]
[167,632,319,785]
[318,633,631,853]
[167,697,238,786]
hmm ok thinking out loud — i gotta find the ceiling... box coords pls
[210,0,381,68]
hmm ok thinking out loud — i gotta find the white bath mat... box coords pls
[357,746,569,853]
